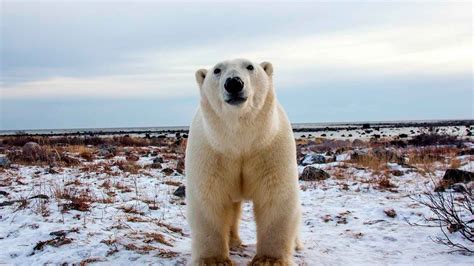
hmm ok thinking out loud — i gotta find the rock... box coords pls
[457,149,474,156]
[300,153,326,166]
[449,183,468,193]
[173,185,186,198]
[391,170,404,177]
[434,185,445,192]
[0,156,10,168]
[153,156,164,164]
[22,142,43,160]
[442,169,474,184]
[126,154,140,161]
[176,159,185,173]
[299,166,330,181]
[398,134,408,138]
[373,148,403,164]
[352,139,366,148]
[29,194,49,200]
[151,162,162,169]
[384,208,397,218]
[98,144,116,157]
[162,168,175,176]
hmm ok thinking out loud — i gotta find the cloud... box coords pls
[2,21,471,99]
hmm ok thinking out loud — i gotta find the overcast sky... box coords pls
[1,0,472,130]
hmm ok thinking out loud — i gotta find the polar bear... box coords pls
[185,59,301,266]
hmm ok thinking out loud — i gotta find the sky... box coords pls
[0,0,472,130]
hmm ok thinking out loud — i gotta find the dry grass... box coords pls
[349,153,389,174]
[53,186,94,212]
[143,232,173,247]
[113,160,141,174]
[449,158,462,169]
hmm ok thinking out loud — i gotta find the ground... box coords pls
[0,125,473,265]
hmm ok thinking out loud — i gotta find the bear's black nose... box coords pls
[224,77,244,94]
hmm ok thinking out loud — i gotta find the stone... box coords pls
[299,166,330,181]
[0,156,10,168]
[173,185,186,198]
[300,153,326,166]
[22,142,43,160]
[442,169,474,184]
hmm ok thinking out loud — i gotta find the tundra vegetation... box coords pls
[0,125,472,264]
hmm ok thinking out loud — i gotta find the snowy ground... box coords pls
[0,130,473,265]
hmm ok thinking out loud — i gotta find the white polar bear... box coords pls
[185,59,301,266]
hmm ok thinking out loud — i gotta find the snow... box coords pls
[0,132,473,265]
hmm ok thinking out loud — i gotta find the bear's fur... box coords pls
[185,59,301,266]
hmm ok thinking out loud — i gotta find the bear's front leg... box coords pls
[251,179,300,266]
[188,197,235,266]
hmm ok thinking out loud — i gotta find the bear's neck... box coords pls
[201,90,280,155]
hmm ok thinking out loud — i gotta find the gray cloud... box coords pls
[0,1,472,130]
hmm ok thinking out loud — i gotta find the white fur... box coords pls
[186,59,301,265]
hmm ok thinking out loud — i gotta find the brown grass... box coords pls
[349,153,389,174]
[113,160,141,174]
[143,232,173,247]
[53,187,94,212]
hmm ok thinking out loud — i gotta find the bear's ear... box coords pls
[260,62,273,77]
[195,69,208,88]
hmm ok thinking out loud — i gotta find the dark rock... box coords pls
[398,134,408,138]
[457,149,474,156]
[362,123,370,129]
[449,183,468,193]
[0,156,10,168]
[391,170,404,177]
[151,162,162,169]
[22,142,43,160]
[176,159,185,171]
[442,169,474,184]
[162,168,175,176]
[98,144,116,156]
[153,156,164,164]
[173,185,186,198]
[0,191,9,197]
[300,153,326,166]
[29,194,49,200]
[384,208,397,218]
[299,166,330,181]
[408,134,460,146]
[0,200,17,207]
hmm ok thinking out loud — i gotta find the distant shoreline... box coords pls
[1,119,472,137]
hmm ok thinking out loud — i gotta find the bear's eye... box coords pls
[246,65,254,71]
[213,68,221,75]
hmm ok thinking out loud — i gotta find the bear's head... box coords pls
[195,58,274,116]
